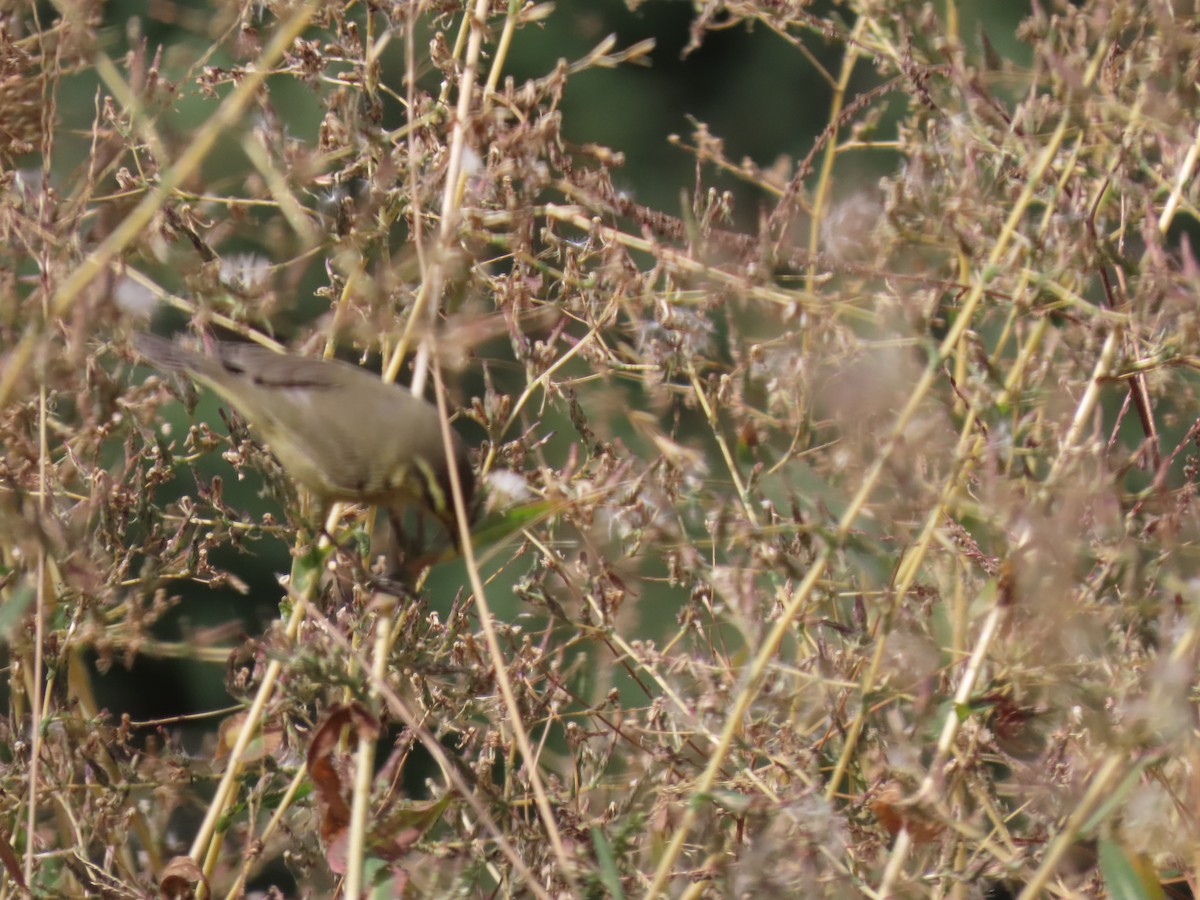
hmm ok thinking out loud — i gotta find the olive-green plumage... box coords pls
[134,334,474,537]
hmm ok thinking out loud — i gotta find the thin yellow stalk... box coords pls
[483,0,521,101]
[437,359,578,890]
[25,377,47,887]
[688,370,758,527]
[191,601,310,889]
[222,766,309,900]
[343,598,394,899]
[805,15,864,295]
[1015,753,1130,900]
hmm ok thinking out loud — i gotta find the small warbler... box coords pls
[134,333,475,546]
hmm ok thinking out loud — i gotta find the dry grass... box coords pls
[2,0,1200,897]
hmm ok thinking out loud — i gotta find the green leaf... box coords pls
[364,857,398,899]
[590,827,625,900]
[0,584,34,637]
[469,500,555,548]
[1098,838,1164,900]
[291,539,334,595]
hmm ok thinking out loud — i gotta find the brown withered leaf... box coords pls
[868,782,945,843]
[0,831,25,892]
[158,855,206,899]
[306,703,381,852]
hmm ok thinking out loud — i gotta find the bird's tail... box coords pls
[133,333,207,372]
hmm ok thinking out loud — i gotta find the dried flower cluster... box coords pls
[2,0,1200,897]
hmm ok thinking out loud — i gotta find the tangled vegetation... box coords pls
[2,0,1200,897]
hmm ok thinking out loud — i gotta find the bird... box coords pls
[133,333,475,549]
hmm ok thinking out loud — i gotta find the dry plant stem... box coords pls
[403,6,428,279]
[847,415,988,896]
[482,0,521,101]
[987,128,1079,367]
[644,94,1076,900]
[802,16,863,291]
[352,8,576,886]
[377,1,576,881]
[1158,121,1200,231]
[922,605,1004,789]
[348,4,578,883]
[521,532,789,803]
[26,383,47,885]
[542,205,843,316]
[223,766,310,900]
[1026,273,1130,322]
[1044,329,1120,486]
[877,607,1004,898]
[878,88,1120,900]
[323,263,363,357]
[840,408,988,825]
[498,319,608,438]
[385,0,487,384]
[688,370,758,527]
[642,546,831,899]
[820,103,1075,806]
[875,308,1061,891]
[436,361,579,890]
[241,132,322,248]
[442,6,472,104]
[440,0,489,243]
[92,51,167,164]
[1169,603,1200,667]
[343,596,394,900]
[877,827,911,900]
[760,20,835,88]
[297,603,555,900]
[193,608,303,884]
[1015,753,1130,900]
[363,6,380,109]
[966,779,1021,860]
[187,503,344,894]
[0,0,319,411]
